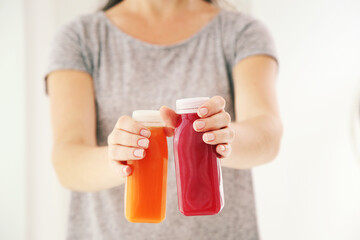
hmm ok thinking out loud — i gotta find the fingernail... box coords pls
[195,120,205,130]
[138,138,149,148]
[198,107,208,117]
[204,133,215,142]
[219,145,226,152]
[122,166,132,176]
[134,149,144,158]
[140,129,151,138]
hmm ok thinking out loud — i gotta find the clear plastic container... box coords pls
[173,97,224,216]
[125,110,168,223]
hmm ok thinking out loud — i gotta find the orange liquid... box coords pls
[125,127,168,223]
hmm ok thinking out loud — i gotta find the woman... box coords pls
[46,0,282,239]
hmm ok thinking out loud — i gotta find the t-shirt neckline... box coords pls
[99,9,223,49]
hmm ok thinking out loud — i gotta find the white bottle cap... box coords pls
[132,110,164,126]
[176,97,210,114]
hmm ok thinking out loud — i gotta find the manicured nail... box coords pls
[140,129,151,138]
[122,166,132,176]
[133,149,144,158]
[195,120,205,130]
[204,133,215,142]
[219,145,226,152]
[198,107,208,117]
[138,138,149,148]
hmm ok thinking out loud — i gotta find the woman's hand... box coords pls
[107,116,152,176]
[160,96,235,158]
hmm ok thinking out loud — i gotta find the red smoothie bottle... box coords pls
[173,97,224,216]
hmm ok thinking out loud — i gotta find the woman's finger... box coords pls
[202,127,235,145]
[108,160,132,177]
[163,127,175,137]
[193,111,231,132]
[216,144,232,158]
[115,115,151,138]
[108,129,149,149]
[160,105,177,137]
[108,145,145,161]
[160,105,177,127]
[197,96,226,118]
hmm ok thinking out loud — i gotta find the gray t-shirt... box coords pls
[47,9,277,240]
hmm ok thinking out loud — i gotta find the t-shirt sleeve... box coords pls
[227,16,278,68]
[234,19,277,65]
[45,18,93,80]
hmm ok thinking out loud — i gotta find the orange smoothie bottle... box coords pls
[125,110,168,223]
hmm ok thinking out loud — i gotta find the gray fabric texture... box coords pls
[46,9,277,240]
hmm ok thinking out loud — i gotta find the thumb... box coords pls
[160,105,178,137]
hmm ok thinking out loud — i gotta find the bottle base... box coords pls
[180,207,223,217]
[125,214,165,223]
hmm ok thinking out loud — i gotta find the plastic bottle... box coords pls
[173,97,224,216]
[125,110,168,223]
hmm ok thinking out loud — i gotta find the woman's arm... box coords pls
[48,70,150,192]
[222,55,283,169]
[48,70,124,192]
[161,55,282,169]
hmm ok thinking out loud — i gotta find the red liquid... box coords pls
[173,113,224,216]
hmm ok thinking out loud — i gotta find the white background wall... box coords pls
[1,0,360,239]
[0,1,25,239]
[251,1,360,240]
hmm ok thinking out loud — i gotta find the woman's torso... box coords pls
[62,9,261,240]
